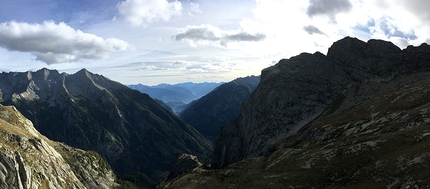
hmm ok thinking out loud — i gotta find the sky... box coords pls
[0,0,429,85]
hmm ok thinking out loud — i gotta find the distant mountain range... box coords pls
[180,76,260,141]
[0,68,212,182]
[127,82,223,113]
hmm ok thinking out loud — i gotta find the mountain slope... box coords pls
[162,71,430,188]
[0,104,116,189]
[0,68,212,181]
[180,76,260,141]
[127,82,222,114]
[212,37,430,168]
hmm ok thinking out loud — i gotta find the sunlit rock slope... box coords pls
[0,104,116,189]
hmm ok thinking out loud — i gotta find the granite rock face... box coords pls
[212,37,430,168]
[180,76,260,141]
[0,105,116,189]
[0,68,212,181]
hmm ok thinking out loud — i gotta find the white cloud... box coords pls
[117,0,182,26]
[188,2,202,16]
[0,21,132,64]
[245,0,430,57]
[173,24,266,47]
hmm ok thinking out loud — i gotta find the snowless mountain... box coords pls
[160,37,430,188]
[0,68,212,182]
[180,76,260,141]
[127,82,222,114]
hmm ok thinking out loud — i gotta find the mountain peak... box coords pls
[212,37,430,168]
[327,37,401,63]
[0,68,213,182]
[74,68,92,78]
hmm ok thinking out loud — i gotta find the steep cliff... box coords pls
[212,37,430,168]
[0,104,116,189]
[180,76,260,141]
[0,68,212,181]
[161,40,430,189]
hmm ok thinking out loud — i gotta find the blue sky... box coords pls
[0,0,429,85]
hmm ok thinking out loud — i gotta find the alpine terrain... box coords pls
[0,68,212,182]
[128,82,222,114]
[0,104,116,189]
[180,75,260,141]
[160,37,430,188]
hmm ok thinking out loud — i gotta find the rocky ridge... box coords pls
[0,68,212,181]
[167,153,202,180]
[161,45,430,189]
[0,104,116,189]
[212,37,430,168]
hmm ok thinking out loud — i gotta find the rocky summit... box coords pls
[0,68,212,182]
[0,104,116,189]
[162,71,430,188]
[161,37,430,188]
[212,37,430,168]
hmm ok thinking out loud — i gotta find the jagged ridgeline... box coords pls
[212,37,430,168]
[0,105,116,188]
[0,68,212,181]
[161,37,430,188]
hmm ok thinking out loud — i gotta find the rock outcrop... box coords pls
[161,44,430,189]
[167,153,202,180]
[180,76,260,141]
[0,68,212,181]
[0,104,116,189]
[212,37,430,168]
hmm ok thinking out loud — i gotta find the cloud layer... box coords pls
[173,24,266,46]
[0,21,131,64]
[117,0,182,26]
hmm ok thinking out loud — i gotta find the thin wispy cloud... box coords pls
[0,21,132,64]
[173,24,266,46]
[303,25,327,36]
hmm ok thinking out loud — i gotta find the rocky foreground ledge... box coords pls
[0,104,116,189]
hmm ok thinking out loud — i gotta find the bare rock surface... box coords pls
[0,104,116,189]
[212,37,430,168]
[167,153,202,180]
[161,62,430,189]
